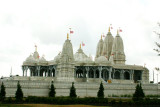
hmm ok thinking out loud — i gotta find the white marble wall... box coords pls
[0,77,159,97]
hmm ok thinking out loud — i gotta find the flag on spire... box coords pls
[119,28,122,32]
[110,24,113,29]
[82,42,85,46]
[102,33,105,37]
[69,28,74,34]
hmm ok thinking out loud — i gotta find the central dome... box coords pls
[95,56,111,64]
[74,44,93,63]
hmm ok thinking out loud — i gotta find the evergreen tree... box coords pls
[132,83,145,101]
[15,81,23,101]
[139,83,145,98]
[0,82,6,100]
[69,82,77,98]
[97,82,104,98]
[49,81,56,97]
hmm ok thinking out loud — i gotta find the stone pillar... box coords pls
[93,70,96,78]
[25,66,28,77]
[141,70,143,80]
[22,66,25,77]
[83,69,85,78]
[120,70,124,80]
[85,67,89,78]
[109,67,112,80]
[98,66,102,78]
[37,66,40,77]
[103,71,105,79]
[130,70,134,80]
[113,69,115,79]
[31,71,33,76]
[30,70,32,76]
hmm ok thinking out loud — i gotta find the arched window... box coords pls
[114,71,120,79]
[76,69,83,78]
[102,69,109,80]
[88,69,94,78]
[124,72,130,80]
[95,70,99,78]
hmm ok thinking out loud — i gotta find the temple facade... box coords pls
[22,28,149,84]
[1,27,158,98]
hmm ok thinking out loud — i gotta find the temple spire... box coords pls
[80,44,81,49]
[108,26,110,32]
[67,33,69,40]
[117,29,119,35]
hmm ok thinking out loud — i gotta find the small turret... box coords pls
[33,45,40,59]
[96,35,104,58]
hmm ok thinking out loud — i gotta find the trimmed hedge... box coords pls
[1,96,160,106]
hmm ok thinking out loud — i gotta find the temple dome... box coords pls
[23,55,37,65]
[74,45,93,63]
[54,53,61,63]
[95,56,111,64]
[102,28,114,60]
[33,51,39,60]
[96,36,104,58]
[110,31,125,64]
[39,56,47,64]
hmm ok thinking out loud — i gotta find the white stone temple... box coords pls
[22,28,149,84]
[1,27,159,97]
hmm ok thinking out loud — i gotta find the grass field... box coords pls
[0,104,109,107]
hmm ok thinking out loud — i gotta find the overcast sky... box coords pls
[0,0,160,82]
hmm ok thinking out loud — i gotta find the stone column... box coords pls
[131,70,134,80]
[98,66,102,78]
[31,71,33,76]
[93,70,96,78]
[30,70,32,76]
[141,70,143,80]
[113,69,115,79]
[120,70,124,80]
[37,66,40,77]
[103,71,105,79]
[25,66,28,77]
[83,69,85,78]
[22,66,25,77]
[109,67,112,80]
[53,66,56,77]
[85,67,89,78]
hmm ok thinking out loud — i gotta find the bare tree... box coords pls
[154,23,160,55]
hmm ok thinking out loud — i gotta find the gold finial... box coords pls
[108,26,110,32]
[80,44,81,49]
[67,33,69,39]
[101,35,102,40]
[117,29,119,34]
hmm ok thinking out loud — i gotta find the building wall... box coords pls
[0,77,159,97]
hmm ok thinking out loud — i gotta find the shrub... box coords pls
[49,81,56,97]
[69,82,77,98]
[132,83,145,101]
[15,81,23,101]
[97,82,104,98]
[0,82,6,101]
